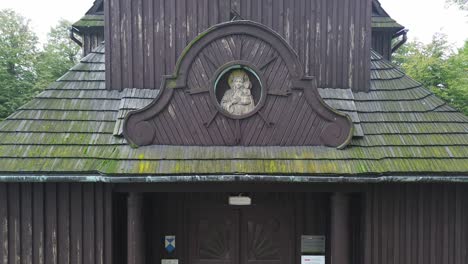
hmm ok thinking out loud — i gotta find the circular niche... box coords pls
[212,63,265,119]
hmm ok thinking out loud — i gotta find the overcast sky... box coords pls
[0,0,467,47]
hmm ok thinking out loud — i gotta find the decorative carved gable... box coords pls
[123,21,353,148]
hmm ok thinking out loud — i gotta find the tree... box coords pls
[0,13,81,120]
[34,19,81,92]
[393,34,468,115]
[0,9,39,119]
[393,34,451,88]
[446,0,468,11]
[437,41,468,114]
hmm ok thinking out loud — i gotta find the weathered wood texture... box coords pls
[83,31,105,56]
[123,22,353,147]
[371,31,392,60]
[0,183,112,264]
[105,0,371,92]
[364,184,468,264]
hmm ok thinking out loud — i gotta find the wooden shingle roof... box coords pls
[72,15,104,29]
[371,0,404,30]
[72,0,104,30]
[0,45,467,180]
[371,16,404,30]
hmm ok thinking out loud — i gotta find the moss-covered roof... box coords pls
[72,0,104,30]
[371,0,404,30]
[0,45,467,179]
[371,16,404,30]
[72,15,104,30]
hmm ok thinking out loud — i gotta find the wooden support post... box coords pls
[330,192,350,264]
[128,193,145,264]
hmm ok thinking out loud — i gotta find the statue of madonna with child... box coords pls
[220,69,255,116]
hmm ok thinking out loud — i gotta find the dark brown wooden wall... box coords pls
[3,183,466,264]
[83,31,105,56]
[364,184,468,264]
[371,31,392,60]
[0,183,113,264]
[105,0,371,92]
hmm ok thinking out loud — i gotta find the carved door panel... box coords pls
[241,207,292,264]
[189,206,292,264]
[189,208,240,264]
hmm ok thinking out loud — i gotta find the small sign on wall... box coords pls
[161,259,178,264]
[301,235,325,254]
[301,255,325,264]
[165,235,176,253]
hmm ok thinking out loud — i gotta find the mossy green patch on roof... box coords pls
[73,15,104,29]
[0,46,467,179]
[372,16,404,29]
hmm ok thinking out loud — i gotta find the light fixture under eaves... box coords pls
[228,195,252,206]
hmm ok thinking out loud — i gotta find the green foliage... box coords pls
[0,9,38,119]
[34,19,81,92]
[437,42,468,114]
[0,10,80,120]
[393,34,468,115]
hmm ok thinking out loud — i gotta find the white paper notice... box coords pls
[301,255,325,264]
[161,259,178,264]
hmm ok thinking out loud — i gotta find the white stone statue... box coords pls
[220,69,255,115]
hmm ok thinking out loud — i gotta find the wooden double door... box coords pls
[189,206,293,264]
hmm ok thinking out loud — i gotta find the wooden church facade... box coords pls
[2,183,468,264]
[1,0,467,264]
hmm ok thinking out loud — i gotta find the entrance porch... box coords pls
[113,183,364,264]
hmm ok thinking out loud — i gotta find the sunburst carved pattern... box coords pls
[184,34,287,142]
[247,219,281,260]
[187,34,284,96]
[198,220,232,260]
[123,21,353,147]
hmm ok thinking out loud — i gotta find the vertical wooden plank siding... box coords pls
[82,32,105,56]
[364,183,468,264]
[20,183,32,264]
[0,183,8,264]
[104,185,113,264]
[70,184,82,264]
[45,184,57,264]
[105,0,371,92]
[371,32,393,60]
[8,184,20,264]
[94,184,104,264]
[103,0,112,89]
[57,184,70,264]
[83,184,95,264]
[0,183,112,264]
[32,184,44,264]
[1,182,467,263]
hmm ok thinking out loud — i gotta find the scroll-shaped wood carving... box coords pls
[123,21,353,148]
